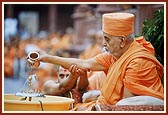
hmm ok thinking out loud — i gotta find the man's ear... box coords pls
[120,36,126,48]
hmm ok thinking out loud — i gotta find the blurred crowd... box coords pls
[4,27,105,91]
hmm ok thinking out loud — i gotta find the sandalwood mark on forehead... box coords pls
[63,69,67,72]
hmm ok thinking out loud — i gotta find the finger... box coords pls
[69,64,77,74]
[76,69,80,75]
[77,69,84,74]
[79,68,87,75]
[78,68,86,72]
[72,64,77,73]
[68,65,74,72]
[86,68,90,72]
[27,59,35,63]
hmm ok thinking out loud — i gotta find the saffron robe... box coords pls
[73,36,164,110]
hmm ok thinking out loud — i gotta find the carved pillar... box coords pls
[72,4,97,47]
[48,4,57,33]
[6,4,14,18]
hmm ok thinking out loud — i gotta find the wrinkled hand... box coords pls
[37,50,49,62]
[82,90,101,103]
[26,50,47,62]
[26,50,48,69]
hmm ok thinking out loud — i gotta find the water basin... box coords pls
[4,94,74,111]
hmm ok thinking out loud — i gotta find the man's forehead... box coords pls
[103,32,121,38]
[59,66,70,73]
[103,32,113,36]
[59,68,67,72]
[59,66,67,71]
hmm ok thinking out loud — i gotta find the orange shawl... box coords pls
[73,36,164,110]
[97,36,164,105]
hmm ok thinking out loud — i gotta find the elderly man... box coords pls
[28,12,164,110]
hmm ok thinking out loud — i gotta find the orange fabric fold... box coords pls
[135,36,155,55]
[88,71,106,90]
[72,36,164,110]
[97,36,164,105]
[95,52,116,75]
[102,12,134,36]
